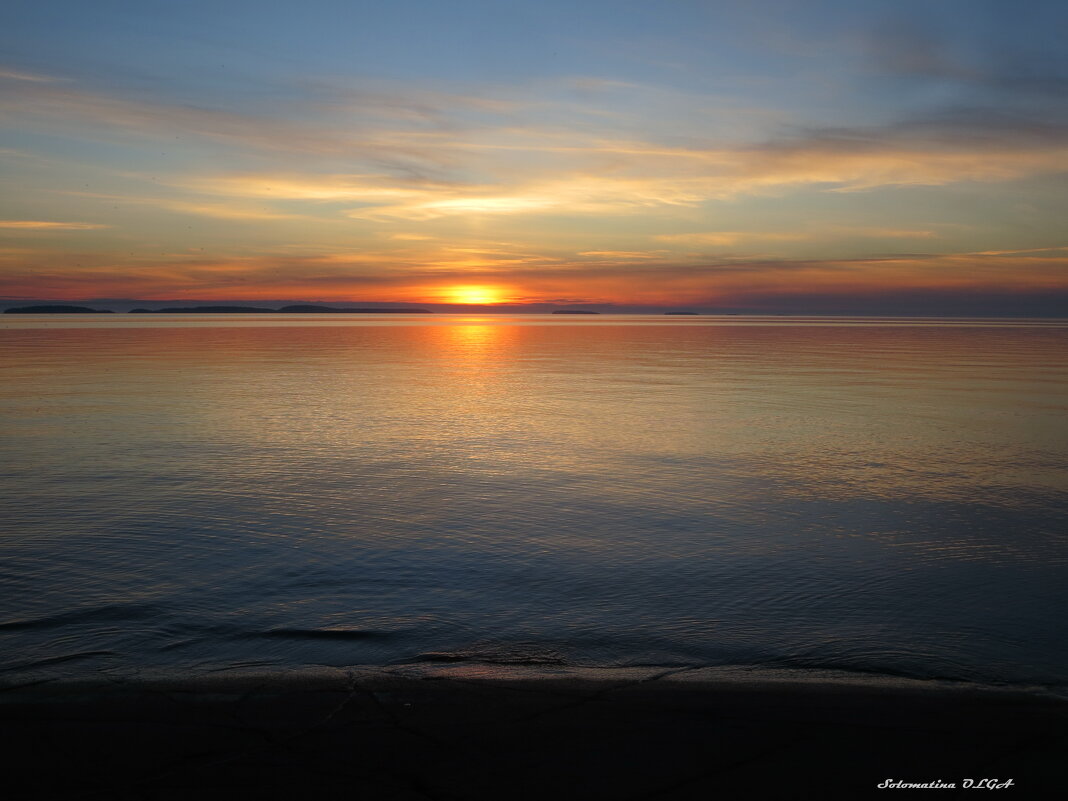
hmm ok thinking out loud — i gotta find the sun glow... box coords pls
[446,285,505,305]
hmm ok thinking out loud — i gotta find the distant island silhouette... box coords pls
[128,305,432,313]
[551,310,600,314]
[4,305,114,314]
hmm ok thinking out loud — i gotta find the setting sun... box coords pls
[445,285,505,305]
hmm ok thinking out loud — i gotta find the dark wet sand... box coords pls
[2,664,1065,800]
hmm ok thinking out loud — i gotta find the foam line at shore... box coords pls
[2,661,1066,697]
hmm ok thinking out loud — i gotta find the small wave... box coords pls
[260,628,392,641]
[0,604,159,632]
[414,645,568,666]
[761,653,1014,686]
[6,651,117,671]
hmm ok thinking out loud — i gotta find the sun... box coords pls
[446,285,505,305]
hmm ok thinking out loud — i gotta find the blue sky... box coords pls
[2,0,1066,311]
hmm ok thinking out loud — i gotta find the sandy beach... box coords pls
[2,664,1065,799]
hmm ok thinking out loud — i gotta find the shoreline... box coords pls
[3,663,1066,799]
[3,659,1067,693]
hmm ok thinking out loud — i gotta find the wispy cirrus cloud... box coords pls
[0,67,63,83]
[56,190,310,222]
[577,251,669,259]
[7,68,1068,218]
[656,232,812,247]
[0,220,110,230]
[162,128,1068,223]
[656,227,942,249]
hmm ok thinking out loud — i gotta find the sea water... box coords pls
[2,315,1066,685]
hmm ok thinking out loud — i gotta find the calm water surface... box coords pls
[2,315,1066,684]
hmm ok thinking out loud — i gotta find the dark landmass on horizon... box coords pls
[3,291,1068,317]
[4,305,114,314]
[127,305,432,314]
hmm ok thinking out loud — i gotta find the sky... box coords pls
[1,0,1067,313]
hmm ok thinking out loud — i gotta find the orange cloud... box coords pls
[0,220,110,230]
[656,232,813,247]
[578,251,669,259]
[3,244,1066,308]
